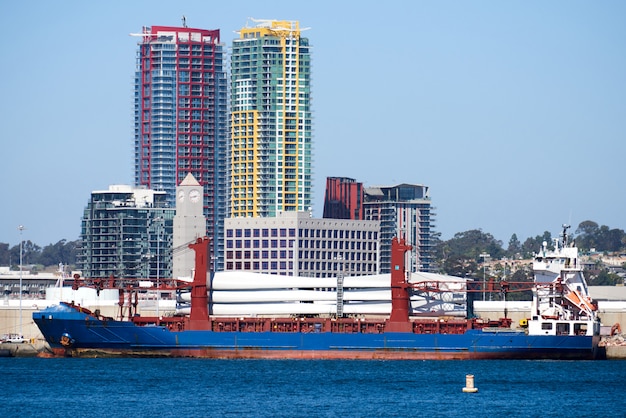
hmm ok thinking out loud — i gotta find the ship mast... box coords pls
[187,237,211,330]
[387,237,413,332]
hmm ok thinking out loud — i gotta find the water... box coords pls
[1,358,624,417]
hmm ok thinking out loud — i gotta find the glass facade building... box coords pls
[364,184,434,273]
[78,185,174,279]
[230,19,312,218]
[133,25,227,268]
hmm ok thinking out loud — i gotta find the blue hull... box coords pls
[33,304,601,360]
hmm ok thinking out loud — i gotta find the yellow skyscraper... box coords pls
[230,19,312,217]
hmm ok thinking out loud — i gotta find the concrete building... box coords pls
[224,211,380,277]
[229,19,313,217]
[173,173,207,279]
[133,24,228,269]
[364,184,434,273]
[77,185,174,279]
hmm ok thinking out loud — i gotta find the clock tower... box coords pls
[173,173,207,279]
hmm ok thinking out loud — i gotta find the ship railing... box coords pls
[206,316,474,335]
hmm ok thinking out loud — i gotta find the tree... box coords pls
[520,231,552,258]
[39,240,78,267]
[589,269,621,286]
[0,239,78,269]
[602,227,625,252]
[441,255,478,278]
[439,229,504,261]
[507,234,521,258]
[434,229,504,276]
[575,220,599,251]
[21,240,41,267]
[510,266,532,282]
[575,220,626,253]
[576,220,599,236]
[0,243,9,265]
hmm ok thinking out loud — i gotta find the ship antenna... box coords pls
[561,224,570,247]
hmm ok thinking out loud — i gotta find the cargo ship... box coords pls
[33,226,602,359]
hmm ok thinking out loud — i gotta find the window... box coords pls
[556,323,570,336]
[574,323,588,336]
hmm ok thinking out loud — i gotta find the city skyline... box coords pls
[1,1,625,247]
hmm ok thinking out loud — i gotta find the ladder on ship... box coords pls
[336,266,344,318]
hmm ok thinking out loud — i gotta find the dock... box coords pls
[0,340,51,357]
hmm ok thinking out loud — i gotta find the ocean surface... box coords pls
[1,358,624,417]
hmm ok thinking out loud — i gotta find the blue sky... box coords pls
[1,1,624,247]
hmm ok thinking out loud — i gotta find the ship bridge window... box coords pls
[541,323,553,330]
[556,323,570,336]
[574,323,587,336]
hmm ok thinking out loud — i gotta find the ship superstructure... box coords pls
[528,225,600,337]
